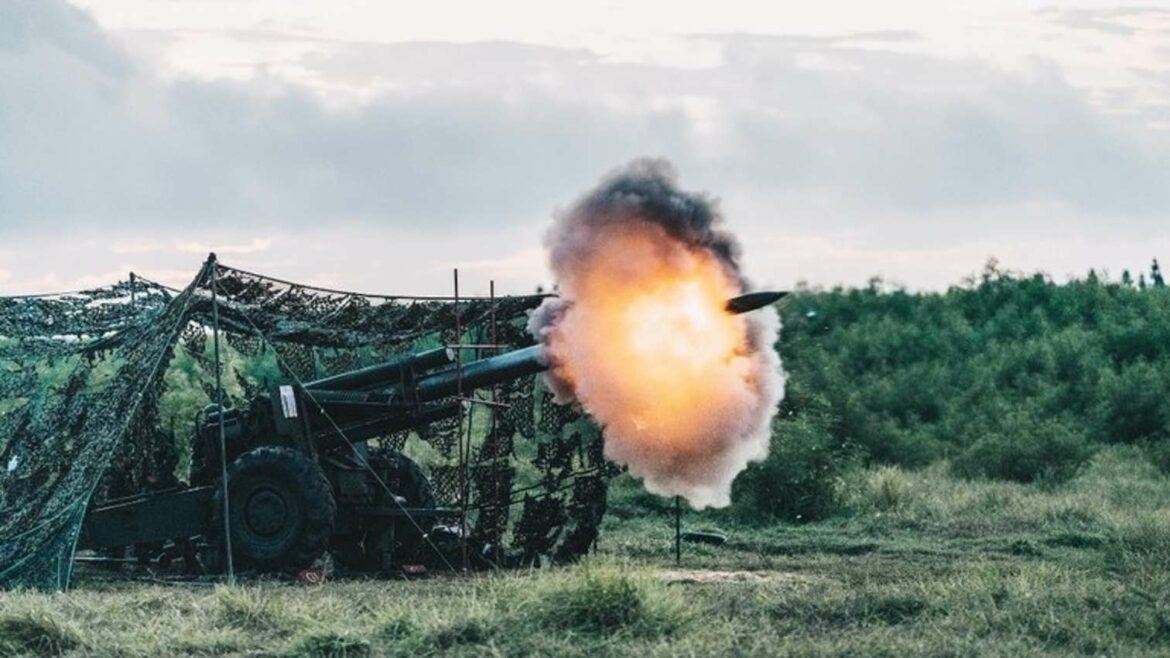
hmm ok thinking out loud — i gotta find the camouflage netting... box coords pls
[0,259,615,590]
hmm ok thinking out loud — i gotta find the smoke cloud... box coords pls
[530,159,785,508]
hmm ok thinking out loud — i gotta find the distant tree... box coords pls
[1087,269,1099,284]
[1122,269,1134,288]
[980,258,1002,284]
[1153,259,1165,288]
[1140,273,1148,290]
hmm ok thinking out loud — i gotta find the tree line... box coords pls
[736,259,1170,521]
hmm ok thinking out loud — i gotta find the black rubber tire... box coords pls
[211,446,336,573]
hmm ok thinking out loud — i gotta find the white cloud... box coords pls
[174,237,274,255]
[110,239,167,254]
[439,247,546,280]
[3,0,1170,294]
[110,237,274,256]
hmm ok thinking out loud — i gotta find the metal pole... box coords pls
[454,268,468,572]
[209,254,235,583]
[674,496,681,566]
[489,280,500,565]
[129,272,136,310]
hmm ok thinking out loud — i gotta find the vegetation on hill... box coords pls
[738,260,1170,521]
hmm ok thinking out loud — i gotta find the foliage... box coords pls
[732,403,856,522]
[848,466,915,513]
[776,263,1170,476]
[950,410,1096,484]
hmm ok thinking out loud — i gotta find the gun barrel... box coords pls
[414,345,547,401]
[304,346,455,391]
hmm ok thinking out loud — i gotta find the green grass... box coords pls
[4,446,1170,656]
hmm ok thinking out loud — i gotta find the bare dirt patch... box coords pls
[656,568,811,585]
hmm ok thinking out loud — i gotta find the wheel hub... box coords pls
[244,487,289,537]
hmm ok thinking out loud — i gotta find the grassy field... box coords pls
[2,445,1169,657]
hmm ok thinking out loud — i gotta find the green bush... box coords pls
[733,406,856,522]
[857,466,915,512]
[951,411,1096,484]
[1097,362,1170,443]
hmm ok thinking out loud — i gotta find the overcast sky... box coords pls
[1,0,1169,295]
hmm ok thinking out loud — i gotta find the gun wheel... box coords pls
[211,446,336,573]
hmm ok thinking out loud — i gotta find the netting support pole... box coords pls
[209,253,236,584]
[454,268,469,573]
[490,280,501,566]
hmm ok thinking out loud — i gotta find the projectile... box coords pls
[724,290,787,314]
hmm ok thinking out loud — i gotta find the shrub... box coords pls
[1097,362,1170,443]
[951,412,1096,484]
[860,466,914,512]
[733,406,856,522]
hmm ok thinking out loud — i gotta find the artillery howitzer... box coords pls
[78,292,782,575]
[81,343,550,573]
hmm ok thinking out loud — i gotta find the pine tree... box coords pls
[1122,269,1134,287]
[1153,259,1165,288]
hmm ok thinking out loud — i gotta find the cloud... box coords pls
[0,3,691,234]
[716,50,1169,218]
[3,0,1170,292]
[174,237,274,255]
[438,247,545,279]
[110,237,275,255]
[1037,6,1170,37]
[109,239,167,254]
